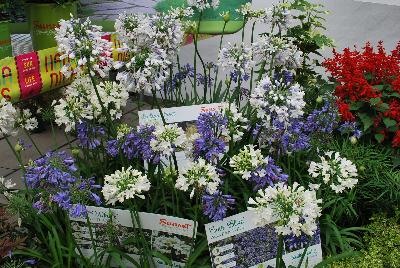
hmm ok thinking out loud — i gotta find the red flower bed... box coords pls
[324,41,400,147]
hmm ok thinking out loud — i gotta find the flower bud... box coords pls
[14,143,23,153]
[71,148,80,157]
[222,11,230,22]
[350,136,358,145]
[225,78,230,86]
[359,165,366,172]
[316,96,323,104]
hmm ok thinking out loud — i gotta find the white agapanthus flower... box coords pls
[168,6,194,20]
[55,16,113,78]
[152,235,191,255]
[0,98,18,136]
[218,42,254,76]
[150,124,187,156]
[230,145,265,180]
[53,76,129,132]
[116,123,133,140]
[221,103,248,142]
[17,109,39,132]
[175,158,221,198]
[115,13,184,93]
[250,76,305,128]
[0,99,37,136]
[248,182,322,237]
[187,0,219,10]
[308,151,358,193]
[0,176,16,190]
[236,3,271,23]
[117,50,169,93]
[102,166,151,205]
[253,36,303,70]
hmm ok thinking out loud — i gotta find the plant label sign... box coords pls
[205,210,323,268]
[139,103,224,171]
[70,206,197,267]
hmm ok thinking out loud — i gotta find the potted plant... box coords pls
[26,0,77,51]
[0,0,12,59]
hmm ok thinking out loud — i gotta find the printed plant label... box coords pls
[205,211,323,268]
[70,206,197,267]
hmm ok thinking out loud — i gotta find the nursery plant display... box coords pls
[0,0,399,267]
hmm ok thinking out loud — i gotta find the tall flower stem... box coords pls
[193,12,208,104]
[4,136,27,189]
[249,21,257,95]
[188,194,199,259]
[87,69,116,135]
[50,121,57,151]
[23,129,42,156]
[212,21,228,99]
[297,242,310,268]
[276,234,284,268]
[129,201,156,268]
[85,215,99,265]
[151,88,180,174]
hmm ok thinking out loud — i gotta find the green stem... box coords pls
[24,129,42,156]
[50,121,57,151]
[88,70,116,135]
[188,194,199,259]
[276,234,284,268]
[85,215,99,265]
[212,21,228,100]
[130,201,155,268]
[4,136,27,189]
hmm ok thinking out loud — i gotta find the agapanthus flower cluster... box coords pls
[306,100,339,134]
[55,16,113,78]
[253,36,302,70]
[308,151,358,193]
[0,99,38,136]
[202,190,235,221]
[338,121,362,141]
[236,3,270,23]
[175,158,221,198]
[221,103,248,142]
[218,42,254,81]
[0,176,16,191]
[53,76,129,132]
[230,145,288,190]
[107,124,159,163]
[151,124,187,157]
[250,76,305,128]
[25,151,101,217]
[102,166,151,205]
[187,0,219,10]
[76,122,105,149]
[187,112,227,162]
[115,12,184,93]
[248,182,322,236]
[0,98,18,136]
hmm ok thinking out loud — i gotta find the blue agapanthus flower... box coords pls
[248,157,289,190]
[202,190,235,222]
[196,112,228,137]
[106,125,160,163]
[192,135,226,162]
[306,101,339,134]
[25,151,101,217]
[338,121,362,139]
[76,122,105,149]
